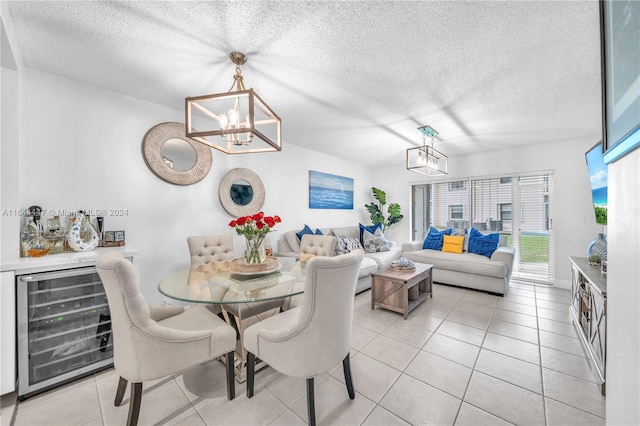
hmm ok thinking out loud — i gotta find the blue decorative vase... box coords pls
[587,233,607,262]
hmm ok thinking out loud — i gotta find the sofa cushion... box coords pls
[402,249,507,279]
[468,227,500,258]
[329,227,360,240]
[284,231,301,253]
[365,246,402,269]
[423,226,453,250]
[358,256,379,278]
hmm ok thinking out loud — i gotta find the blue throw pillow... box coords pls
[359,223,382,245]
[423,226,453,250]
[296,224,313,241]
[315,228,323,235]
[468,227,500,258]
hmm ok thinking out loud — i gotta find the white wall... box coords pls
[1,65,20,262]
[375,138,604,286]
[606,147,640,425]
[2,68,374,304]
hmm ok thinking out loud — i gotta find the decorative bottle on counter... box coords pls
[20,217,35,257]
[66,210,99,252]
[587,233,607,262]
[20,205,43,257]
[26,220,50,258]
[46,215,65,254]
[63,212,76,251]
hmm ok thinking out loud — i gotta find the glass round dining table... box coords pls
[158,257,304,305]
[158,257,304,382]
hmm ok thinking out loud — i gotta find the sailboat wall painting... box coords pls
[309,170,354,209]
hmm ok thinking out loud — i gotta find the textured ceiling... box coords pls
[5,1,603,167]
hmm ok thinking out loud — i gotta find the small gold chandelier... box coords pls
[185,52,282,154]
[406,125,448,176]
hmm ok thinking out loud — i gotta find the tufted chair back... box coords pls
[299,234,337,257]
[243,250,364,426]
[187,235,235,266]
[96,251,236,426]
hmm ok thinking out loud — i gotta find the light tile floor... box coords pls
[1,282,606,425]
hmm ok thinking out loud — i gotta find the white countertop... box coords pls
[1,247,139,274]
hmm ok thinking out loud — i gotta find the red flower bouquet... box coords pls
[229,212,281,263]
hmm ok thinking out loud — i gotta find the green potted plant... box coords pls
[365,187,403,231]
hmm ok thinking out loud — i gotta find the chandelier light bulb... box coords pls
[219,114,229,130]
[228,109,239,128]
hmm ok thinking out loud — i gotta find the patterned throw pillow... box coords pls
[468,227,500,258]
[337,236,363,254]
[359,223,382,245]
[423,226,453,250]
[362,227,390,253]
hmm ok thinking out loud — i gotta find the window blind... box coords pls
[430,180,470,231]
[514,174,554,283]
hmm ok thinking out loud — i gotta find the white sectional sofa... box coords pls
[401,241,515,295]
[276,226,402,293]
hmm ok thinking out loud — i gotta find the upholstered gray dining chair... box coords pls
[299,233,337,258]
[96,251,236,426]
[187,235,236,315]
[282,233,338,311]
[187,234,285,380]
[187,234,235,266]
[243,250,364,426]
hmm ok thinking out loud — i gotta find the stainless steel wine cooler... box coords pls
[17,266,113,399]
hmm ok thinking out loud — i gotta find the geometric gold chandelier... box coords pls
[406,125,448,175]
[185,51,282,154]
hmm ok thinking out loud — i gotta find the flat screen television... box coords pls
[585,142,608,225]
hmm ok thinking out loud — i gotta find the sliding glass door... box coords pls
[411,172,554,284]
[513,175,554,283]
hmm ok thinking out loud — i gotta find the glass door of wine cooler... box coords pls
[17,266,113,399]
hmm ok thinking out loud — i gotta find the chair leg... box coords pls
[127,382,143,426]
[114,376,128,406]
[306,378,316,426]
[246,352,255,398]
[342,354,355,399]
[226,351,235,400]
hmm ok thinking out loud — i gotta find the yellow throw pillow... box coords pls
[442,235,465,254]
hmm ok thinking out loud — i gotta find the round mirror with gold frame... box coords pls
[219,168,265,216]
[143,122,212,185]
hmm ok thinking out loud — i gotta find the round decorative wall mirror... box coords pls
[161,138,197,171]
[142,122,212,185]
[219,168,265,216]
[230,179,254,206]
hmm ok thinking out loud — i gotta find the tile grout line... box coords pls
[534,283,549,426]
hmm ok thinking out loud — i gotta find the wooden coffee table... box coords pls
[370,262,433,319]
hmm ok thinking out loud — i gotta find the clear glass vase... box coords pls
[244,236,266,264]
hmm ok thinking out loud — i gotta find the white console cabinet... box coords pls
[1,247,138,396]
[569,256,606,395]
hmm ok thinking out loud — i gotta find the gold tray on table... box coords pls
[229,256,281,276]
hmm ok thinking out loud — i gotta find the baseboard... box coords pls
[553,279,571,290]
